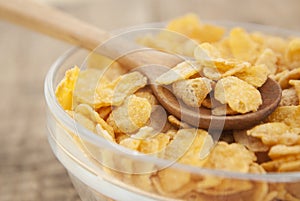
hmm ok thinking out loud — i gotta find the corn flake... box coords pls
[255,48,278,75]
[73,104,115,144]
[201,96,222,109]
[172,77,212,107]
[233,130,269,152]
[202,66,221,80]
[56,66,80,110]
[278,160,300,172]
[203,141,256,173]
[267,105,300,129]
[262,155,300,172]
[155,61,201,85]
[164,128,212,167]
[167,115,190,129]
[247,122,300,146]
[286,38,300,63]
[107,95,152,134]
[234,64,270,87]
[214,76,262,113]
[194,42,221,66]
[74,68,112,108]
[211,104,239,116]
[166,13,224,43]
[109,71,147,106]
[156,168,191,193]
[229,27,259,63]
[277,67,300,89]
[268,144,300,160]
[280,88,299,106]
[119,138,140,151]
[289,80,300,104]
[97,106,112,120]
[134,86,158,107]
[199,178,253,196]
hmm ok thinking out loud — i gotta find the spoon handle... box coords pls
[0,0,110,50]
[0,0,181,69]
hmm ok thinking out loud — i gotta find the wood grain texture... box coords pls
[0,0,299,201]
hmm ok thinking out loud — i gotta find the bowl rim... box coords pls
[44,21,300,183]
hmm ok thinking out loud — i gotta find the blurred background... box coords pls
[0,0,299,200]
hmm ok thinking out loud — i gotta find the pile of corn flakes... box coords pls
[56,14,300,200]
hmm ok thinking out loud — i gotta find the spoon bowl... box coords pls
[153,77,281,130]
[137,63,282,130]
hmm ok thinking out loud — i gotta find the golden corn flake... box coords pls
[203,141,256,173]
[218,59,250,77]
[75,70,146,109]
[110,71,147,106]
[119,137,140,151]
[234,64,270,87]
[163,128,196,162]
[255,48,278,75]
[202,66,221,80]
[167,115,191,129]
[131,126,156,140]
[107,95,152,134]
[194,43,251,77]
[202,59,250,81]
[197,24,225,43]
[201,96,222,109]
[214,76,262,113]
[139,138,160,154]
[119,127,170,155]
[119,127,153,151]
[199,177,253,196]
[157,168,191,193]
[289,80,300,103]
[280,88,299,106]
[155,61,201,85]
[166,13,224,43]
[247,122,300,146]
[277,67,300,89]
[229,27,259,63]
[233,130,269,152]
[194,42,221,66]
[268,144,300,160]
[267,105,300,129]
[264,35,288,55]
[285,38,300,63]
[179,129,214,166]
[172,77,212,107]
[74,68,111,108]
[261,154,300,172]
[152,174,196,198]
[137,30,197,57]
[75,104,114,138]
[155,133,171,151]
[137,128,171,154]
[95,124,114,142]
[211,104,239,116]
[163,129,212,167]
[134,86,158,107]
[97,106,112,120]
[278,160,300,172]
[56,66,80,110]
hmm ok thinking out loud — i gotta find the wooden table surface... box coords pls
[0,0,299,200]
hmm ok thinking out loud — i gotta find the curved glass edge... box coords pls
[44,21,300,183]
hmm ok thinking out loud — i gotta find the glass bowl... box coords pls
[44,21,300,201]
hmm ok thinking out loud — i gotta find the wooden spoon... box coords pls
[0,0,282,130]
